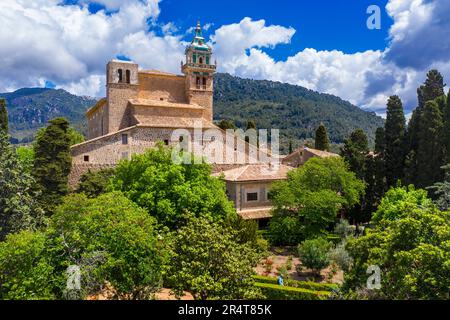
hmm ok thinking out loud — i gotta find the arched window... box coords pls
[202,77,207,89]
[199,57,203,64]
[118,69,123,83]
[196,76,201,89]
[126,70,131,84]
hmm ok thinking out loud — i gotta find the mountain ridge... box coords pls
[1,73,384,148]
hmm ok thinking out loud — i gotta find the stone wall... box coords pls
[138,73,187,103]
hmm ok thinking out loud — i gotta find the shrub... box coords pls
[297,238,332,275]
[0,231,55,300]
[328,242,353,272]
[333,219,354,239]
[76,169,115,198]
[255,282,330,300]
[252,275,338,292]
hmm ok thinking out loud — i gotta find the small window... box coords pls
[199,57,203,64]
[179,136,184,142]
[164,139,169,146]
[126,70,131,84]
[122,134,128,145]
[84,155,89,162]
[246,192,258,202]
[121,152,129,160]
[118,69,123,83]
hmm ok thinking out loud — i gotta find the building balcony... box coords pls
[182,62,217,72]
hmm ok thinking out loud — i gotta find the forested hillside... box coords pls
[214,73,384,150]
[0,88,97,143]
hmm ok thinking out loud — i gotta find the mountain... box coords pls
[1,74,384,150]
[214,73,385,152]
[0,88,97,143]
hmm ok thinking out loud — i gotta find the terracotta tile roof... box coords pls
[133,114,217,129]
[215,164,294,182]
[283,146,339,162]
[238,207,273,220]
[129,98,204,110]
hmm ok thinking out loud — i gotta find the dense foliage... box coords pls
[0,98,7,135]
[33,118,72,214]
[76,169,115,198]
[166,215,261,300]
[268,157,365,244]
[343,187,450,299]
[111,144,236,229]
[0,132,44,241]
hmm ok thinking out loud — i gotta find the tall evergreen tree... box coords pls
[442,90,450,164]
[314,123,330,151]
[418,70,445,104]
[416,100,444,188]
[0,99,8,135]
[33,118,72,214]
[340,129,369,180]
[374,127,387,195]
[384,96,406,187]
[406,70,446,185]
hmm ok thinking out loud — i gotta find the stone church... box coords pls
[70,22,336,221]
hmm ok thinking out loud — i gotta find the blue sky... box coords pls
[0,0,449,115]
[158,0,391,57]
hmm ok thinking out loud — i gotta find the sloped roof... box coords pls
[129,98,204,110]
[238,207,273,220]
[284,146,339,162]
[215,164,294,182]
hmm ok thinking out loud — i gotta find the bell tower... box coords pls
[182,21,216,122]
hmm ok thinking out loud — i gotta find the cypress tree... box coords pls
[0,98,8,135]
[314,123,330,151]
[416,100,444,188]
[418,70,445,104]
[288,140,293,154]
[33,118,72,214]
[374,127,386,194]
[340,129,369,180]
[384,96,406,187]
[442,90,450,165]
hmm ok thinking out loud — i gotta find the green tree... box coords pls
[33,118,72,214]
[0,231,55,300]
[428,164,450,211]
[68,127,85,146]
[269,157,365,242]
[16,145,35,174]
[384,96,406,187]
[297,238,331,276]
[0,98,8,135]
[111,144,236,229]
[46,192,167,300]
[166,215,261,300]
[76,168,115,198]
[416,100,444,187]
[340,129,369,180]
[0,132,45,240]
[343,187,450,300]
[217,119,236,130]
[371,185,433,224]
[442,90,450,164]
[315,123,330,151]
[418,70,446,105]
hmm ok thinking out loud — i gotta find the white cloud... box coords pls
[0,0,173,97]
